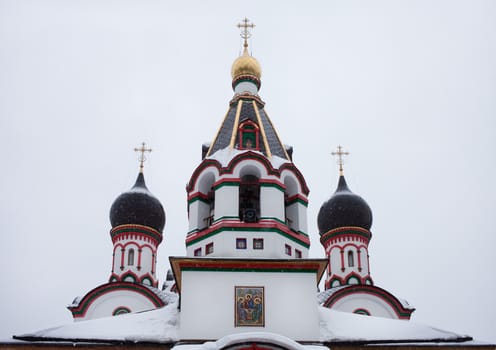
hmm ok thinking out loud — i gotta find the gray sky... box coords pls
[1,0,495,343]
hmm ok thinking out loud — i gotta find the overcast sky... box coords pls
[1,0,495,343]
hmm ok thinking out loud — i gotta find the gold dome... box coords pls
[231,48,262,80]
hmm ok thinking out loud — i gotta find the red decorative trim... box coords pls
[323,284,414,319]
[285,194,308,206]
[188,191,210,202]
[185,219,310,247]
[110,224,162,246]
[187,152,309,195]
[321,226,372,247]
[170,257,328,293]
[68,282,165,318]
[238,120,260,151]
[326,270,372,286]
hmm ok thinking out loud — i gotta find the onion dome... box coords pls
[231,48,262,81]
[231,18,262,91]
[109,172,165,233]
[317,175,372,235]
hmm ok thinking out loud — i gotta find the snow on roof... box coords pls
[14,301,470,345]
[173,332,329,350]
[318,306,469,343]
[15,300,179,344]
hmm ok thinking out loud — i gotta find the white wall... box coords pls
[79,290,158,321]
[331,293,398,319]
[179,270,320,341]
[186,230,309,259]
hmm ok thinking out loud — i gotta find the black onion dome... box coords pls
[110,172,165,233]
[317,175,372,235]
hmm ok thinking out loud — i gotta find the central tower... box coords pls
[185,19,310,259]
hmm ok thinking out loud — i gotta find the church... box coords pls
[2,19,492,350]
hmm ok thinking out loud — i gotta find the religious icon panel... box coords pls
[234,286,265,327]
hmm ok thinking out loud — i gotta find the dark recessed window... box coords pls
[236,238,247,249]
[253,238,264,250]
[206,243,214,255]
[285,244,292,256]
[238,120,260,150]
[295,249,302,259]
[348,251,354,267]
[239,175,260,223]
[128,249,135,266]
[194,248,202,256]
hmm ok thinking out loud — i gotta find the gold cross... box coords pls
[134,142,152,172]
[237,17,255,50]
[331,145,349,175]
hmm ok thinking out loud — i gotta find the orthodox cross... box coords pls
[237,17,255,49]
[331,145,349,175]
[134,142,152,172]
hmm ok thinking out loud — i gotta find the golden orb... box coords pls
[231,50,262,80]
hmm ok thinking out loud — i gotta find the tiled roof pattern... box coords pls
[208,105,238,156]
[258,108,288,159]
[207,99,289,160]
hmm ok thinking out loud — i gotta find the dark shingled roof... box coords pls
[206,97,289,160]
[109,172,166,233]
[317,175,373,235]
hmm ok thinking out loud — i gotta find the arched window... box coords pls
[347,251,354,267]
[353,308,371,316]
[238,120,260,150]
[113,307,131,316]
[206,188,215,227]
[197,173,216,230]
[239,175,260,222]
[128,249,135,266]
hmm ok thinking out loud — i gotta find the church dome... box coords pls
[109,172,165,233]
[231,50,262,81]
[317,175,372,235]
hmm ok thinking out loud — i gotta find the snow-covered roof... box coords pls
[14,302,471,345]
[318,307,469,343]
[15,301,179,344]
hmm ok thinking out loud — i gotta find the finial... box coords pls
[331,145,349,176]
[237,17,255,54]
[134,142,152,173]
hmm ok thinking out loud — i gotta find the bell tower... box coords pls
[185,19,310,259]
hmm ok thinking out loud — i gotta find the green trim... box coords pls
[214,181,239,190]
[296,230,309,237]
[186,226,310,248]
[181,267,316,273]
[286,197,309,207]
[259,216,286,225]
[188,196,210,205]
[212,216,239,223]
[260,182,285,192]
[113,307,131,316]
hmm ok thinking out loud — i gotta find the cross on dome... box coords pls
[331,145,349,175]
[134,142,152,172]
[237,17,255,51]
